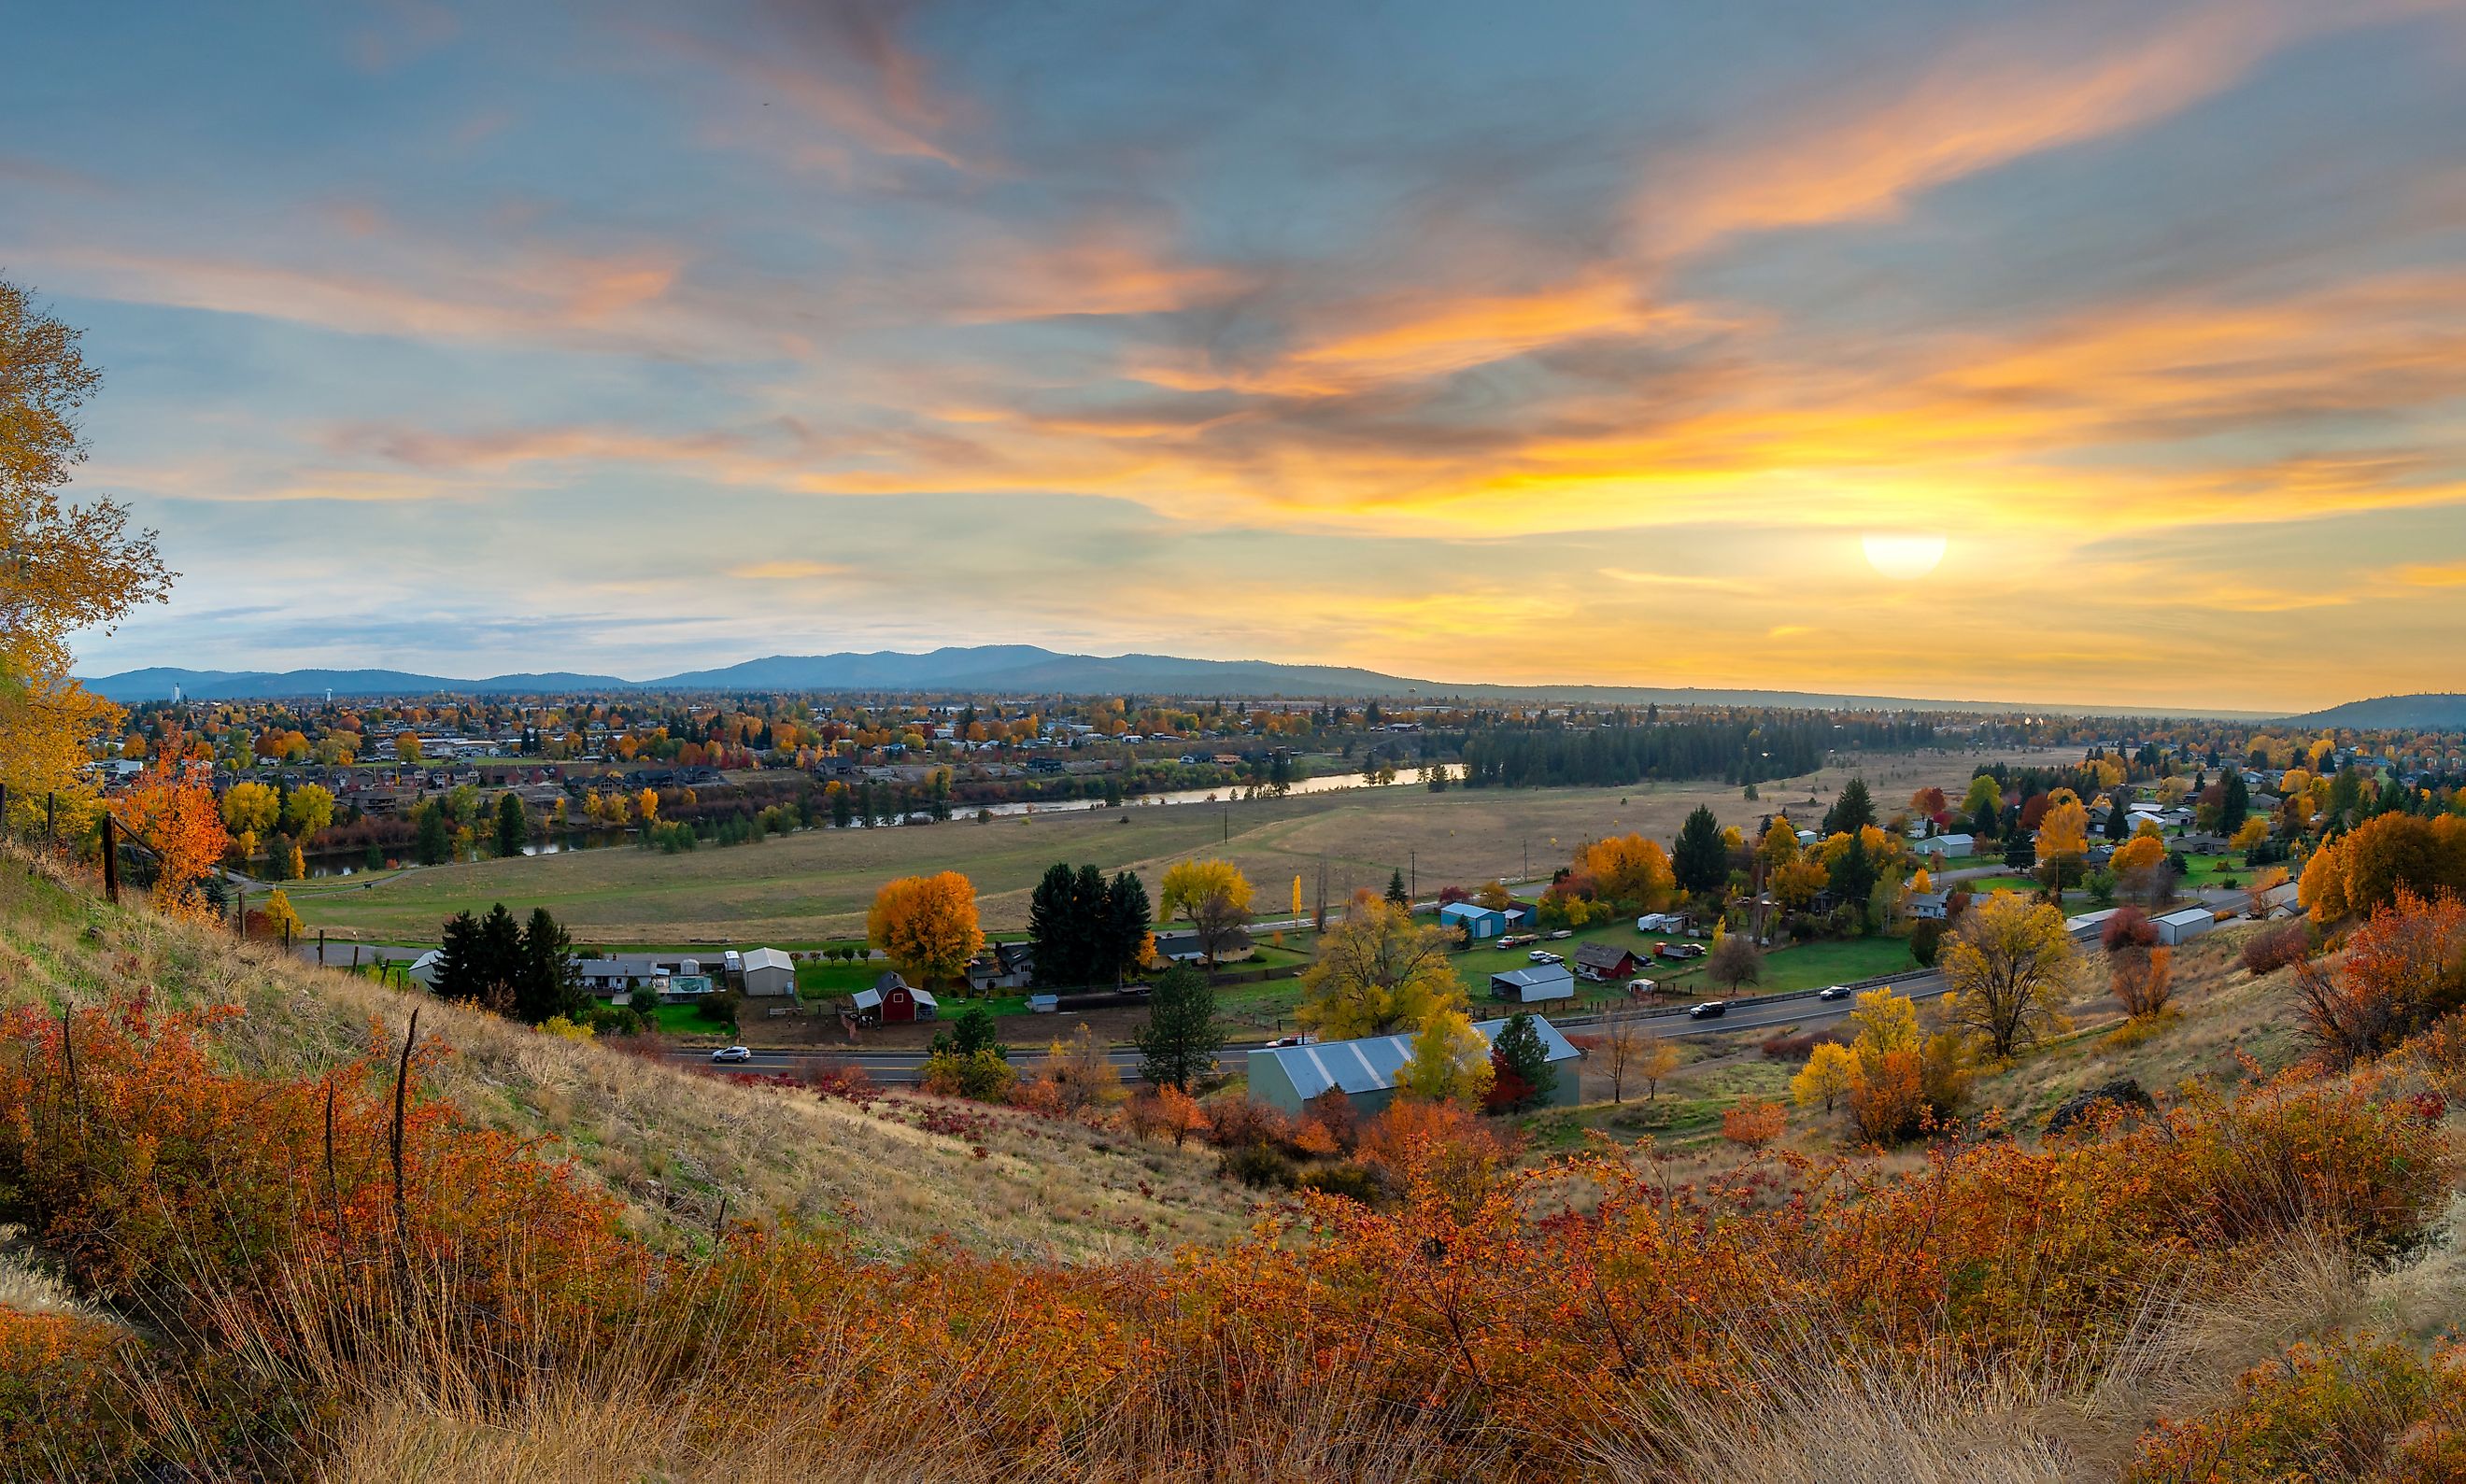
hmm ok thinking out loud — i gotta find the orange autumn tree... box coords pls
[1573,833,1677,913]
[109,726,228,919]
[868,870,985,991]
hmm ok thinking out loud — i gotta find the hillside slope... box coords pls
[2292,692,2466,729]
[0,855,1251,1259]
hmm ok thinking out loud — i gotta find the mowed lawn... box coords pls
[285,747,2052,945]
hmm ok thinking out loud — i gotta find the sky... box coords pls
[8,0,2466,712]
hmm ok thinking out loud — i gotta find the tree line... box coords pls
[1453,714,1932,790]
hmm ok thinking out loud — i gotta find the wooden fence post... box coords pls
[100,814,120,904]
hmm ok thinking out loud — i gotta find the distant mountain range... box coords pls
[80,646,2270,716]
[2289,694,2466,729]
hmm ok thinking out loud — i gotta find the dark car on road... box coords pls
[1687,1001,1728,1020]
[1817,984,1850,1001]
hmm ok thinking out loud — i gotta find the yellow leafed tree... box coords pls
[867,871,985,989]
[1394,1009,1495,1104]
[1297,897,1466,1039]
[0,279,174,833]
[1576,833,1678,912]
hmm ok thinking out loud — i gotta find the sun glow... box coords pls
[1862,531,1948,580]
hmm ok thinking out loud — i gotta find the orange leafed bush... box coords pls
[1721,1099,1786,1147]
[0,988,2451,1477]
[2127,1332,2466,1482]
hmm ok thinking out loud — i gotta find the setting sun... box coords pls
[1861,532,1949,581]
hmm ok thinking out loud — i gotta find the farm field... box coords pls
[284,747,2059,944]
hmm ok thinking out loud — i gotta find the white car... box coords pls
[709,1045,753,1064]
[1527,950,1564,965]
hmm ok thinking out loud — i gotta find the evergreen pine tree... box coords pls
[432,910,485,1003]
[2219,771,2249,832]
[1027,863,1078,987]
[475,902,525,1011]
[1106,869,1152,985]
[1673,805,1727,897]
[414,802,452,866]
[517,907,585,1025]
[1134,965,1223,1090]
[1830,835,1879,932]
[1821,777,1875,836]
[1385,869,1410,907]
[495,790,528,857]
[1488,1012,1555,1111]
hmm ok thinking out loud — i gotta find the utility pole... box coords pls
[1409,849,1416,899]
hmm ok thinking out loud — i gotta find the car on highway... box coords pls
[1527,949,1564,965]
[709,1046,753,1063]
[1686,1001,1729,1020]
[1817,984,1851,1001]
[1266,1033,1318,1048]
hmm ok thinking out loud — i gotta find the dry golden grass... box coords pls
[0,854,1254,1260]
[280,748,2044,943]
[1969,923,2312,1129]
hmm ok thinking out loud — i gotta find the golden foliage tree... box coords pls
[257,888,305,943]
[867,871,985,989]
[1158,857,1254,965]
[2109,834,2168,878]
[0,280,174,833]
[1297,897,1465,1039]
[282,783,335,841]
[1394,1009,1495,1105]
[1790,1040,1856,1114]
[2036,796,2091,860]
[1576,833,1677,912]
[220,781,279,838]
[1939,894,2076,1059]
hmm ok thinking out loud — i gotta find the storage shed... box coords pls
[1245,1016,1584,1118]
[1491,963,1577,1004]
[1439,902,1508,940]
[737,947,797,997]
[2151,907,2218,947]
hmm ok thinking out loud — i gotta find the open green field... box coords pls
[283,747,2051,945]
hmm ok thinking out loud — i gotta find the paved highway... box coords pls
[671,972,1950,1084]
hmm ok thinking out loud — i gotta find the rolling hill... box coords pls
[2291,693,2466,729]
[81,646,2266,715]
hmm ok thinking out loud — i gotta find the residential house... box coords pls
[1245,1015,1584,1117]
[1905,890,1951,922]
[965,942,1037,993]
[1570,941,1641,982]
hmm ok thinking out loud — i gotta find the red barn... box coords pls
[854,971,941,1025]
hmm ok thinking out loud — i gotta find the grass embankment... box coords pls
[8,850,2466,1480]
[280,750,2046,944]
[0,856,1251,1261]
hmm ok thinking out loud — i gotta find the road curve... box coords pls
[671,973,1950,1085]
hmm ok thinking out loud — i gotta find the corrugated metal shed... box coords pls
[1248,1016,1580,1105]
